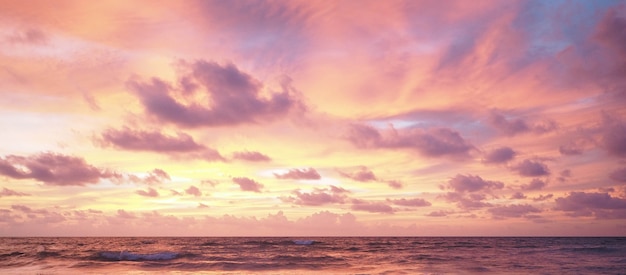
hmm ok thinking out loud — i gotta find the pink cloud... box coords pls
[351,199,394,214]
[521,179,547,191]
[487,110,557,136]
[129,60,304,127]
[609,167,626,182]
[283,185,349,206]
[116,209,136,219]
[0,187,30,197]
[136,187,159,197]
[0,152,113,186]
[231,151,271,162]
[5,28,48,45]
[232,177,263,192]
[488,204,541,218]
[600,113,626,158]
[447,174,504,193]
[387,198,431,207]
[339,167,377,182]
[346,124,475,159]
[274,167,321,180]
[532,194,554,202]
[426,210,453,217]
[510,192,527,200]
[185,185,202,197]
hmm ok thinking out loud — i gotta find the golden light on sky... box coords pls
[1,0,625,236]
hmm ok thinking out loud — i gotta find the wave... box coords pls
[96,251,179,261]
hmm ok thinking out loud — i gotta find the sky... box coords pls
[0,0,625,236]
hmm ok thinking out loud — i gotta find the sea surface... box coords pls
[1,237,625,274]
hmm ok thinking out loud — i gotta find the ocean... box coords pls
[1,237,625,274]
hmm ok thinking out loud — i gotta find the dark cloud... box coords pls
[521,178,546,191]
[510,192,526,199]
[595,5,626,67]
[186,185,202,197]
[231,151,271,162]
[351,199,394,214]
[232,177,263,192]
[609,167,626,182]
[387,198,431,207]
[274,168,321,180]
[511,159,550,177]
[447,174,504,193]
[136,187,159,197]
[0,187,29,197]
[0,152,112,186]
[284,185,349,206]
[487,110,557,136]
[129,60,303,127]
[489,204,541,218]
[483,146,516,164]
[555,192,626,219]
[346,124,475,158]
[99,127,224,161]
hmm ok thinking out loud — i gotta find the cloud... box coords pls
[600,113,626,158]
[510,192,526,199]
[559,145,583,156]
[186,185,202,197]
[274,168,321,180]
[232,177,263,192]
[98,127,224,161]
[0,152,113,186]
[511,159,550,177]
[387,198,431,207]
[609,167,626,182]
[0,187,30,197]
[283,185,349,206]
[487,110,557,136]
[426,210,453,217]
[488,204,541,218]
[351,199,394,214]
[521,179,546,191]
[346,124,475,158]
[339,167,377,182]
[386,180,403,189]
[555,192,626,219]
[198,203,209,209]
[126,169,171,185]
[129,60,304,127]
[532,194,554,202]
[483,146,516,164]
[443,174,504,209]
[136,187,159,197]
[5,28,48,45]
[231,151,271,162]
[447,174,504,193]
[116,209,136,219]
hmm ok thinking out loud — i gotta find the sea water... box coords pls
[1,237,625,274]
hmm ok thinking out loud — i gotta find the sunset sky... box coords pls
[1,0,625,236]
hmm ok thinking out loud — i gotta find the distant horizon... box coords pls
[1,0,625,236]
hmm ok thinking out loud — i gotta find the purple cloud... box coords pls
[387,198,431,207]
[521,178,546,191]
[559,145,583,155]
[351,199,394,214]
[231,151,271,162]
[283,185,349,206]
[447,174,504,193]
[488,110,557,136]
[346,124,475,158]
[129,60,303,127]
[610,167,626,182]
[532,194,554,202]
[511,159,550,177]
[600,113,626,158]
[136,187,159,197]
[186,185,202,197]
[510,192,527,199]
[274,168,321,180]
[483,146,516,164]
[555,192,626,219]
[426,210,453,217]
[99,127,224,161]
[489,204,541,218]
[0,187,29,197]
[232,177,263,192]
[0,152,113,186]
